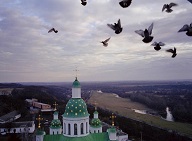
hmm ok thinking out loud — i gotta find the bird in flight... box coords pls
[166,47,177,58]
[101,37,111,47]
[107,19,123,34]
[187,0,192,4]
[48,28,58,33]
[162,3,178,13]
[135,23,154,43]
[151,42,165,51]
[178,23,192,36]
[119,0,132,8]
[81,0,87,6]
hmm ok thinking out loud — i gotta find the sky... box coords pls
[0,0,192,82]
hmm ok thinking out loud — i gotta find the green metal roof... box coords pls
[53,111,58,115]
[94,111,98,114]
[107,127,116,133]
[72,77,81,88]
[90,118,102,128]
[43,133,109,141]
[36,129,46,135]
[63,98,89,118]
[50,119,62,129]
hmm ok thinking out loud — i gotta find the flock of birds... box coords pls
[48,0,192,58]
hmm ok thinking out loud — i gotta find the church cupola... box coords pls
[50,111,62,135]
[90,108,102,133]
[62,77,90,137]
[72,77,81,98]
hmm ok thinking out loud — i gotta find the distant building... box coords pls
[35,77,130,141]
[0,121,35,135]
[25,98,52,111]
[0,110,21,124]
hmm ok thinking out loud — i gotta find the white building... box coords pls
[35,77,129,141]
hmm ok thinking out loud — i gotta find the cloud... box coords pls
[0,0,191,82]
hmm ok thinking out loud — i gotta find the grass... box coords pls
[88,91,192,138]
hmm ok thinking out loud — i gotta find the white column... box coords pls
[77,123,80,136]
[71,123,74,136]
[84,122,86,134]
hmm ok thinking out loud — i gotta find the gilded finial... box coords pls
[110,113,116,126]
[36,114,43,129]
[53,101,58,111]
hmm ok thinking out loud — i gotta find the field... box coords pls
[88,91,192,137]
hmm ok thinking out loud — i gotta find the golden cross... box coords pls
[110,113,116,126]
[53,101,58,111]
[36,114,43,129]
[73,67,79,78]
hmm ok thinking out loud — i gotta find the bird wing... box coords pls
[166,49,174,53]
[117,19,122,28]
[169,2,178,8]
[174,47,177,53]
[48,28,54,33]
[159,42,165,46]
[148,23,153,35]
[104,37,111,42]
[178,24,189,32]
[187,0,192,4]
[135,30,145,37]
[107,24,116,30]
[162,4,167,12]
[151,42,157,46]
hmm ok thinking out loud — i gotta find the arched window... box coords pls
[68,124,71,135]
[64,123,66,134]
[81,123,83,134]
[74,124,77,135]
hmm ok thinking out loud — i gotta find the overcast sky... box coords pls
[0,0,192,82]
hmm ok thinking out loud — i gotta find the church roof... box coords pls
[36,129,46,135]
[43,133,109,141]
[50,119,62,129]
[63,98,89,118]
[72,77,81,88]
[90,118,102,128]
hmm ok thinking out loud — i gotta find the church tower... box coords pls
[62,77,90,137]
[50,111,62,135]
[90,107,102,133]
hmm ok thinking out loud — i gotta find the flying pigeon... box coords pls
[101,37,111,47]
[187,0,192,4]
[162,3,178,13]
[178,23,192,36]
[151,42,165,51]
[107,19,123,34]
[166,47,177,58]
[135,23,154,43]
[119,0,132,8]
[48,28,58,33]
[81,0,87,6]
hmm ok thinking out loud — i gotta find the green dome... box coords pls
[90,118,102,128]
[36,129,46,135]
[50,119,62,129]
[72,77,81,88]
[63,98,89,118]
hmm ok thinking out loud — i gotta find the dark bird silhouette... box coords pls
[101,37,111,47]
[119,0,132,8]
[162,3,178,13]
[151,42,165,51]
[178,23,192,36]
[187,0,192,4]
[166,47,177,58]
[81,0,87,6]
[107,19,123,34]
[48,28,58,33]
[135,23,154,43]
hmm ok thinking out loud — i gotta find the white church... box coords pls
[36,77,129,141]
